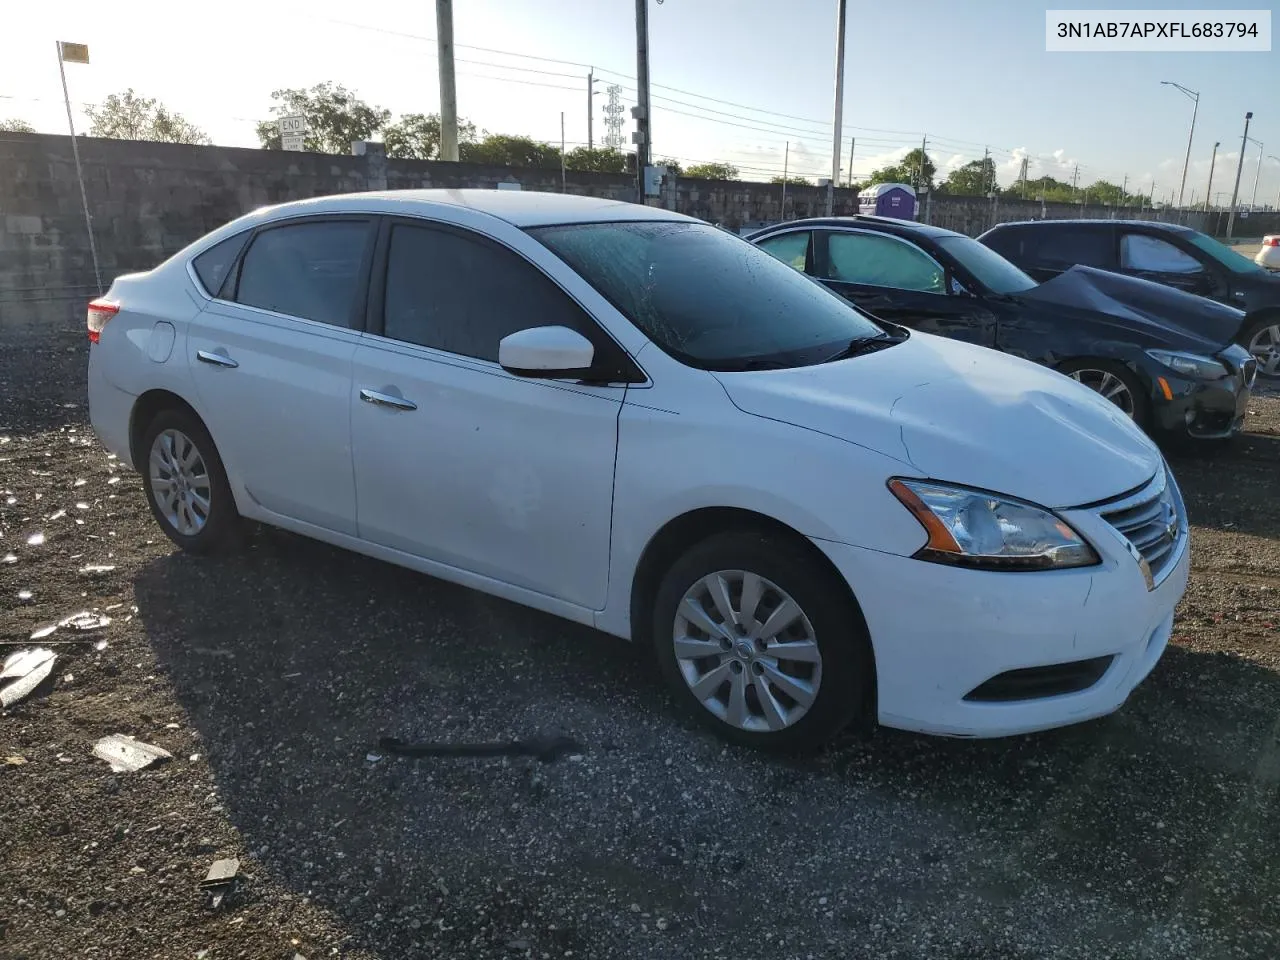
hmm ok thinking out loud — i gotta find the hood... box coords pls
[1021,265,1246,350]
[714,333,1159,510]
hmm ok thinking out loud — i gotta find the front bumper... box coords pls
[1147,351,1254,440]
[813,471,1190,738]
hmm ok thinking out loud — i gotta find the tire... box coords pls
[651,529,874,753]
[1238,315,1280,382]
[1057,358,1150,430]
[139,407,244,554]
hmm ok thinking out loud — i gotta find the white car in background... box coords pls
[1257,235,1280,271]
[87,190,1189,750]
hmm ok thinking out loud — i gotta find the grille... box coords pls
[1098,467,1184,587]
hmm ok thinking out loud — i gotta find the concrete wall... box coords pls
[2,131,1274,334]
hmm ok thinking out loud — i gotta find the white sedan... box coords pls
[1257,235,1280,271]
[88,190,1189,750]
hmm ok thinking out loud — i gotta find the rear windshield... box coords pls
[529,220,886,371]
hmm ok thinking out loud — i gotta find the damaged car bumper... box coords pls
[813,466,1190,738]
[1148,346,1256,441]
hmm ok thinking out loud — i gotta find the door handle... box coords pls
[196,349,238,368]
[359,388,417,411]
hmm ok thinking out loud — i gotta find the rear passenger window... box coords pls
[381,223,596,362]
[1032,228,1111,269]
[191,233,249,298]
[235,220,372,326]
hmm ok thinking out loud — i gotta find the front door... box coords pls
[187,216,376,535]
[816,229,997,346]
[350,218,626,610]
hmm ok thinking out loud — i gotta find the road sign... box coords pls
[278,115,306,151]
[59,42,90,64]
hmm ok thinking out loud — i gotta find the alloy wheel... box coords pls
[149,428,212,536]
[672,570,822,733]
[1247,322,1280,378]
[1068,368,1137,419]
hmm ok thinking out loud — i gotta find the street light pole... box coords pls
[1247,137,1264,210]
[1160,81,1199,214]
[1226,111,1253,239]
[1203,141,1219,213]
[1270,156,1280,211]
[827,0,847,217]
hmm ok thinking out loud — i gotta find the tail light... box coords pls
[1265,237,1279,247]
[87,299,119,343]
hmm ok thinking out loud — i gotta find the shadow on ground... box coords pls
[134,526,1280,958]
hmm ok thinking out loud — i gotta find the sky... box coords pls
[2,0,1277,205]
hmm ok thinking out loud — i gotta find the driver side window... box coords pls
[1120,234,1203,274]
[824,232,947,294]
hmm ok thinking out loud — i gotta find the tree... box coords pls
[683,161,739,180]
[656,157,683,176]
[383,112,477,160]
[84,89,210,144]
[770,175,812,186]
[939,157,999,196]
[0,117,35,133]
[460,134,561,168]
[255,83,389,154]
[866,148,936,191]
[564,146,627,173]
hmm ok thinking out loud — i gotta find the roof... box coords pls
[248,189,693,228]
[986,218,1194,233]
[748,215,962,240]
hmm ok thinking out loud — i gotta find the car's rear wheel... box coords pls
[1059,359,1149,429]
[651,530,873,752]
[1240,317,1280,380]
[140,408,244,554]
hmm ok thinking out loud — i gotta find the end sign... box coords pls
[278,115,306,152]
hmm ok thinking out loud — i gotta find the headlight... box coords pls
[1145,349,1227,380]
[887,479,1100,571]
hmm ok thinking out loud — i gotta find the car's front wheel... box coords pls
[1240,316,1280,381]
[140,408,244,554]
[652,530,873,752]
[1058,359,1150,429]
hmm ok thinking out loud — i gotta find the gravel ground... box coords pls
[3,325,1280,960]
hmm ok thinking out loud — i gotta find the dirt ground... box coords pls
[3,326,1279,960]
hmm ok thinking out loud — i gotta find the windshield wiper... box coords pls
[823,332,898,364]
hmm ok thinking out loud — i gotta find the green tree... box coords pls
[656,157,683,176]
[255,83,390,154]
[866,148,936,191]
[683,161,739,180]
[383,112,477,160]
[85,89,210,144]
[939,157,999,196]
[0,117,35,133]
[460,134,561,168]
[564,146,627,173]
[770,175,812,186]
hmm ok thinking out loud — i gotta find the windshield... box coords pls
[934,234,1039,295]
[1185,231,1265,274]
[529,220,886,371]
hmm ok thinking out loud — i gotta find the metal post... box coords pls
[1249,139,1263,210]
[1161,82,1199,212]
[436,0,458,161]
[560,112,566,193]
[1121,173,1128,210]
[827,0,847,217]
[782,141,789,221]
[918,135,927,190]
[634,0,651,204]
[1271,156,1280,211]
[847,136,855,187]
[1204,142,1219,213]
[1226,111,1253,239]
[56,42,101,297]
[587,70,594,150]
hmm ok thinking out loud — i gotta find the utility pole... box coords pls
[983,146,991,195]
[1160,81,1199,213]
[436,0,459,161]
[633,0,651,204]
[1248,138,1264,210]
[1271,156,1280,211]
[1204,141,1219,213]
[1226,111,1253,239]
[827,0,847,216]
[1121,173,1128,210]
[1071,163,1079,205]
[587,70,594,150]
[918,134,928,190]
[847,136,855,187]
[782,141,789,220]
[560,112,566,193]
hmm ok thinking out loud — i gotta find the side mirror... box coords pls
[498,326,595,378]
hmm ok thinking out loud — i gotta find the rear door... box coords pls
[1023,224,1115,282]
[1116,229,1229,300]
[187,216,375,535]
[814,229,997,346]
